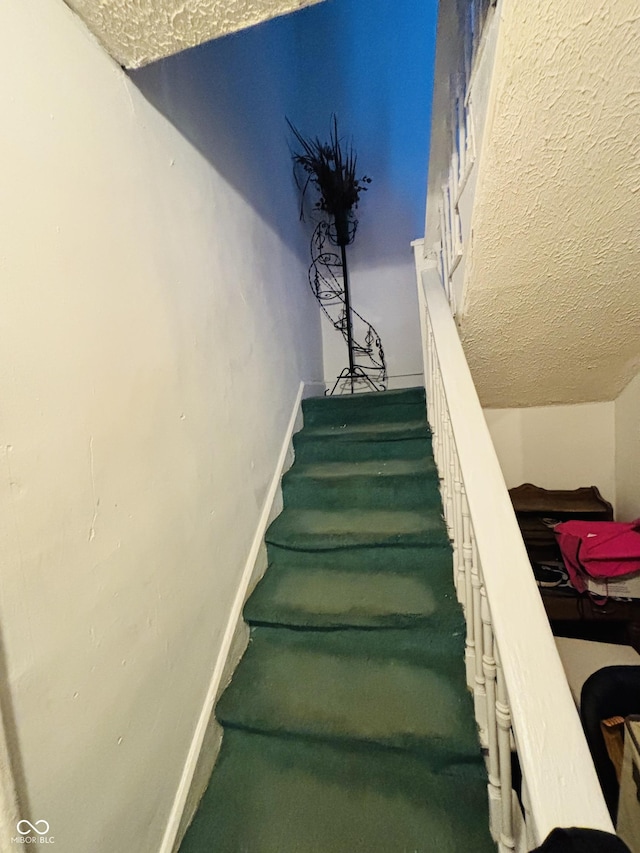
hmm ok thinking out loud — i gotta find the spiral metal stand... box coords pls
[309,220,387,395]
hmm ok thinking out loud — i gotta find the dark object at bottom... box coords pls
[532,827,631,852]
[533,562,566,587]
[580,666,640,818]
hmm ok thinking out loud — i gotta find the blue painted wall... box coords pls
[288,0,438,265]
[132,0,438,382]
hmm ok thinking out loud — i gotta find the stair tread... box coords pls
[266,507,449,549]
[217,626,477,760]
[180,729,494,853]
[244,561,460,629]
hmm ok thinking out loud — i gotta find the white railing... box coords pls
[415,256,614,850]
[431,0,500,316]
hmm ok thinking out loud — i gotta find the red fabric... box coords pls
[555,519,640,592]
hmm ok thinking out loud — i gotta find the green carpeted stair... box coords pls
[180,387,493,853]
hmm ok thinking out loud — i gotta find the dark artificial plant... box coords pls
[288,116,381,395]
[287,115,371,246]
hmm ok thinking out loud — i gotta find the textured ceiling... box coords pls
[65,0,325,68]
[460,0,640,408]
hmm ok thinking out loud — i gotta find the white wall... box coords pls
[486,378,640,522]
[0,1,321,851]
[133,0,439,393]
[286,0,438,390]
[484,402,616,511]
[319,261,426,390]
[615,371,640,521]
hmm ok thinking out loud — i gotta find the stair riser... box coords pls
[303,401,428,429]
[265,519,448,560]
[264,543,453,574]
[217,720,477,771]
[265,532,449,551]
[293,435,433,464]
[282,472,441,511]
[243,610,456,631]
[302,387,425,418]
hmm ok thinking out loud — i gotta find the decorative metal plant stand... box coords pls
[309,220,387,395]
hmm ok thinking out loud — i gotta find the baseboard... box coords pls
[158,381,305,853]
[385,373,425,390]
[302,379,326,398]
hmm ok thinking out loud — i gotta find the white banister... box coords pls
[415,256,614,847]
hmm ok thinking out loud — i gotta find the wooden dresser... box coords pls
[509,483,614,564]
[509,484,640,652]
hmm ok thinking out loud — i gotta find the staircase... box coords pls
[180,387,493,852]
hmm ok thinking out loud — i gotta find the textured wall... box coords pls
[0,0,321,850]
[460,0,640,407]
[65,0,324,68]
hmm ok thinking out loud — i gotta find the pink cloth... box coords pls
[554,519,640,592]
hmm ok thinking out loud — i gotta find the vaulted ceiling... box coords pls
[64,0,325,68]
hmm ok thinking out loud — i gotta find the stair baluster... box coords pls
[472,540,488,745]
[481,585,502,842]
[461,488,476,688]
[451,432,464,586]
[443,415,455,540]
[452,452,466,602]
[495,645,516,851]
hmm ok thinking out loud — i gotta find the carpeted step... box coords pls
[302,387,427,429]
[293,421,431,464]
[217,626,478,764]
[180,387,490,853]
[244,559,460,629]
[265,507,449,551]
[282,457,441,511]
[179,729,494,853]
